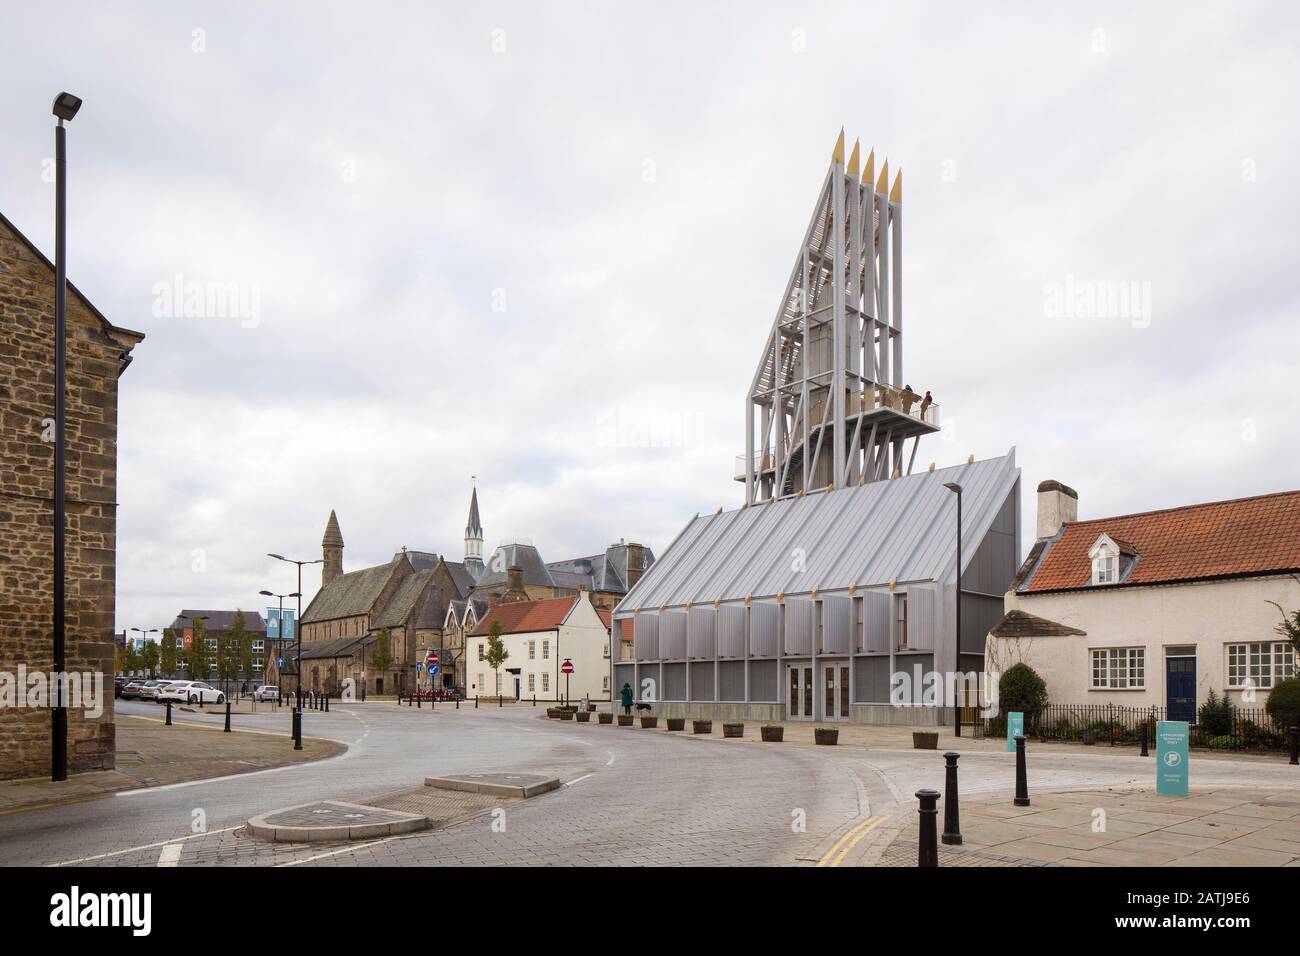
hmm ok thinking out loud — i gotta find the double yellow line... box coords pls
[815,815,885,867]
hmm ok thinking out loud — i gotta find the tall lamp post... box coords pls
[267,554,322,697]
[50,91,82,782]
[259,589,299,690]
[943,482,963,739]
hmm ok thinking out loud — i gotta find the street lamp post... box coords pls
[267,554,322,699]
[130,627,159,678]
[259,589,300,695]
[50,90,82,783]
[943,482,963,739]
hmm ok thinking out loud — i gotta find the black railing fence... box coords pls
[972,702,1292,752]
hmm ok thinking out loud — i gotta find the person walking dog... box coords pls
[620,682,634,716]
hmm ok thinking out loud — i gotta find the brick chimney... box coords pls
[503,564,528,603]
[1036,480,1078,539]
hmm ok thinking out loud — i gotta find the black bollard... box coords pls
[324,692,329,712]
[916,788,940,867]
[165,699,173,726]
[1013,734,1031,807]
[455,695,459,710]
[292,709,302,751]
[475,694,479,709]
[417,692,421,709]
[1290,726,1298,766]
[1140,720,1149,757]
[941,752,962,845]
[224,700,232,733]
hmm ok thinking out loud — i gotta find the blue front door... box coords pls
[1166,656,1196,723]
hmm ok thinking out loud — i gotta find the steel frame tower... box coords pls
[740,130,939,504]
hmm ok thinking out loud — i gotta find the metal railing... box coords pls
[972,702,1294,752]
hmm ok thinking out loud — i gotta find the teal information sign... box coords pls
[1156,720,1189,796]
[1006,711,1024,752]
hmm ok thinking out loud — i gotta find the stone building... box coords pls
[294,487,653,696]
[0,211,144,779]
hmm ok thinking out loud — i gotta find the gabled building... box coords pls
[0,211,144,779]
[168,609,268,680]
[469,591,613,701]
[987,482,1300,720]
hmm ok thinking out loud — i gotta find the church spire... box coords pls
[464,483,484,580]
[322,510,344,587]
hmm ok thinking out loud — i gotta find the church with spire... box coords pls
[283,485,654,699]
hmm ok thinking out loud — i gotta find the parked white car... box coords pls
[140,680,175,701]
[252,685,279,702]
[157,681,226,705]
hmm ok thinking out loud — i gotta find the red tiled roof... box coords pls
[470,597,577,637]
[596,607,612,630]
[1023,489,1300,592]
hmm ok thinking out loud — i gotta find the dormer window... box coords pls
[1088,533,1138,586]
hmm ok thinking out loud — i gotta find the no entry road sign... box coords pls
[561,659,574,675]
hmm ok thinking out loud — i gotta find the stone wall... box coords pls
[0,214,143,779]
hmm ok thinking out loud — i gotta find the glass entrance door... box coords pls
[823,663,850,720]
[787,664,814,719]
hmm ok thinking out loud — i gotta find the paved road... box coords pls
[3,702,1294,867]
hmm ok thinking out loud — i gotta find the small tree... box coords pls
[217,612,248,693]
[998,662,1048,726]
[484,621,508,699]
[1198,688,1235,736]
[160,628,177,677]
[142,640,160,679]
[187,619,210,682]
[1267,602,1300,655]
[369,628,394,674]
[1265,677,1300,732]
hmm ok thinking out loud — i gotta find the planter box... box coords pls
[760,725,784,742]
[586,704,597,712]
[692,720,712,734]
[814,728,839,746]
[597,713,613,724]
[546,709,561,719]
[666,717,685,731]
[640,716,659,729]
[723,722,744,739]
[576,711,591,722]
[559,711,574,721]
[912,731,938,750]
[618,715,634,726]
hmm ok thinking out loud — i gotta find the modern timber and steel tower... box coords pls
[740,130,940,504]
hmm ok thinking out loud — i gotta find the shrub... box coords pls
[1205,734,1239,750]
[1197,689,1234,737]
[1265,677,1300,732]
[998,663,1048,723]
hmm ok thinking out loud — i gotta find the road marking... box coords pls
[564,773,594,787]
[815,815,884,868]
[157,843,183,867]
[48,826,242,866]
[604,751,616,766]
[278,836,400,866]
[115,759,316,795]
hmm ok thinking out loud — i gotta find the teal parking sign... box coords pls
[1156,720,1189,797]
[1006,711,1024,752]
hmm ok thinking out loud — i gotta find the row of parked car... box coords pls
[118,677,284,705]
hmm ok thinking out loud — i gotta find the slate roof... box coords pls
[476,543,555,589]
[372,569,435,629]
[402,550,440,572]
[466,487,483,537]
[989,609,1086,638]
[172,610,266,633]
[1021,489,1300,593]
[614,451,1020,614]
[470,596,578,637]
[441,560,477,598]
[299,635,373,660]
[546,543,656,595]
[301,558,401,624]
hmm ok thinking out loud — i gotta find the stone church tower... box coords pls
[322,510,344,587]
[464,487,484,580]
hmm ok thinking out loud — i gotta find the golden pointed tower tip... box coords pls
[890,168,902,203]
[876,158,889,195]
[863,148,875,186]
[832,128,846,164]
[847,139,861,178]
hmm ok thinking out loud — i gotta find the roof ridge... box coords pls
[1062,487,1300,529]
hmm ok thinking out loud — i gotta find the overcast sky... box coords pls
[2,2,1297,632]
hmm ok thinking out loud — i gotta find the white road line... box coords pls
[565,773,594,787]
[48,826,242,867]
[156,843,183,867]
[278,836,400,866]
[115,759,316,795]
[605,751,615,766]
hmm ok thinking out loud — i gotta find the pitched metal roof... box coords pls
[1021,488,1300,593]
[614,450,1019,614]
